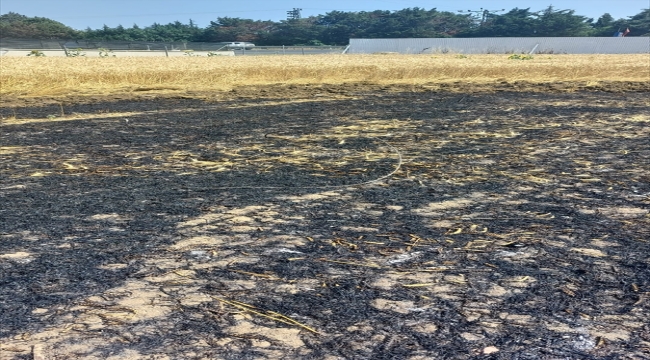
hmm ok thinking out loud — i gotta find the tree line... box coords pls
[1,6,648,45]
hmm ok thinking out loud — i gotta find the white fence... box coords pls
[348,37,650,54]
[0,49,234,57]
[0,39,347,57]
[0,46,346,57]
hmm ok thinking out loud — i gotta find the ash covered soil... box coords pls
[1,83,649,359]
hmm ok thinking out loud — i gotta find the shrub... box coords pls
[67,48,86,57]
[98,48,116,58]
[508,54,533,60]
[26,50,46,57]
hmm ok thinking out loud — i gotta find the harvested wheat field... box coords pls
[1,55,649,359]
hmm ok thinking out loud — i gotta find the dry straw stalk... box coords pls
[1,54,648,97]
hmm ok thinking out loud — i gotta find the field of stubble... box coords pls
[1,55,649,359]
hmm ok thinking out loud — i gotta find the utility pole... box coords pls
[458,8,505,25]
[286,8,302,20]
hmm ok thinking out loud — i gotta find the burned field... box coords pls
[1,84,649,359]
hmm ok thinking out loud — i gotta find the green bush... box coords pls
[67,48,86,57]
[508,54,533,60]
[26,50,45,57]
[98,48,115,57]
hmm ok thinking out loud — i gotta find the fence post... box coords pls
[62,46,69,57]
[164,46,169,57]
[283,45,285,55]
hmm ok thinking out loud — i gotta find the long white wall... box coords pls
[349,37,650,54]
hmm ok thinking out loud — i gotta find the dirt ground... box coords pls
[1,82,649,359]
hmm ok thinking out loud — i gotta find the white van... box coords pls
[225,42,255,50]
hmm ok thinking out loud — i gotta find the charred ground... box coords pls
[1,83,649,359]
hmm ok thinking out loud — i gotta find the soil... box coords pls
[1,82,649,359]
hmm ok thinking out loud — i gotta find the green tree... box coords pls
[199,17,273,43]
[533,6,593,36]
[590,13,631,36]
[0,12,78,39]
[627,8,650,36]
[83,20,202,41]
[127,24,148,40]
[425,11,475,37]
[345,10,391,39]
[317,11,370,45]
[316,8,472,44]
[265,17,321,45]
[464,8,537,37]
[145,20,200,41]
[358,8,472,39]
[1,7,646,44]
[593,13,615,35]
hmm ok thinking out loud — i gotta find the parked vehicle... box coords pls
[225,42,255,50]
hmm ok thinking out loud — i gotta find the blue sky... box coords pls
[2,0,647,29]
